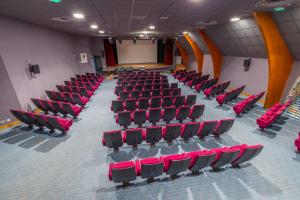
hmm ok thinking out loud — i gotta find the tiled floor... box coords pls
[0,74,299,200]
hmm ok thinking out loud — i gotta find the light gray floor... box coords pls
[1,74,300,200]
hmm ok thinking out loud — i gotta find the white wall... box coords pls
[281,61,300,102]
[117,40,157,64]
[219,56,268,100]
[188,54,214,77]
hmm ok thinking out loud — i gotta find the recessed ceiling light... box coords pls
[49,0,62,3]
[183,31,188,34]
[99,30,105,34]
[73,13,85,19]
[139,34,144,37]
[149,25,155,30]
[230,17,240,22]
[90,24,98,29]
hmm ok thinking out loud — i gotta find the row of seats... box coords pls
[118,79,168,86]
[195,78,219,92]
[204,81,231,98]
[233,92,265,115]
[115,83,177,95]
[31,98,82,118]
[173,70,195,81]
[104,118,234,150]
[116,105,205,128]
[216,86,245,106]
[187,74,210,88]
[10,110,73,134]
[46,91,89,107]
[180,72,200,84]
[108,144,263,185]
[64,80,97,92]
[76,72,104,80]
[111,95,197,112]
[71,77,101,88]
[256,100,292,129]
[117,88,181,101]
[295,133,300,152]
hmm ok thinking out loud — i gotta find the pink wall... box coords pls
[0,16,92,110]
[219,56,268,101]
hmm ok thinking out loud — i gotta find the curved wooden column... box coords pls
[175,40,188,67]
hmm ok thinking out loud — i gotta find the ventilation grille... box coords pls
[255,0,295,8]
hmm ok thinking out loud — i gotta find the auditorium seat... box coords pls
[185,95,197,106]
[181,122,200,140]
[109,161,137,185]
[45,115,73,134]
[162,96,173,108]
[40,100,55,114]
[197,121,218,139]
[150,97,162,108]
[176,106,191,123]
[33,113,54,130]
[138,98,149,110]
[63,92,76,105]
[51,101,67,116]
[141,90,151,98]
[116,111,132,129]
[189,104,205,121]
[130,90,140,99]
[144,126,163,146]
[214,119,235,137]
[161,154,191,177]
[295,133,300,152]
[162,106,176,124]
[151,89,161,97]
[119,91,130,101]
[115,85,124,96]
[170,83,178,89]
[171,88,181,96]
[125,99,137,111]
[173,96,185,108]
[133,110,147,127]
[71,93,89,107]
[111,100,124,113]
[31,98,48,113]
[135,158,164,181]
[216,85,245,106]
[162,124,182,144]
[61,102,82,118]
[162,88,171,96]
[123,128,143,149]
[187,150,216,174]
[102,130,123,152]
[230,144,264,167]
[210,147,240,170]
[147,108,161,125]
[233,92,265,116]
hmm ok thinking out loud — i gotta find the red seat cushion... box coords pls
[109,161,136,180]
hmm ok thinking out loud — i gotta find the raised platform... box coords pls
[105,63,174,71]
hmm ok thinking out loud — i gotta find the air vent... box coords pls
[50,16,74,23]
[131,16,145,20]
[160,16,169,20]
[255,0,295,8]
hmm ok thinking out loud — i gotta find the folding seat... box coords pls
[141,90,151,98]
[116,111,132,129]
[161,154,191,177]
[56,85,68,93]
[230,144,264,167]
[61,102,82,118]
[150,97,162,108]
[64,80,72,86]
[111,100,124,113]
[189,105,205,122]
[135,158,164,181]
[123,128,143,149]
[40,100,55,114]
[152,84,161,90]
[162,124,182,143]
[214,119,235,137]
[162,96,174,108]
[147,108,162,125]
[31,98,47,113]
[197,121,218,138]
[133,110,147,127]
[79,87,93,98]
[77,82,84,87]
[173,95,185,108]
[144,126,163,146]
[126,85,133,92]
[46,90,58,101]
[153,80,160,84]
[151,89,161,97]
[171,88,181,96]
[61,92,75,104]
[45,115,73,134]
[146,80,152,84]
[55,91,66,102]
[33,113,54,130]
[170,82,178,89]
[176,106,191,123]
[10,110,34,128]
[210,147,240,170]
[70,86,80,94]
[144,84,152,90]
[83,82,96,92]
[161,83,169,89]
[180,122,200,140]
[51,101,68,116]
[185,95,197,106]
[162,88,171,96]
[72,93,88,107]
[130,90,140,100]
[119,91,130,101]
[102,130,123,152]
[115,85,124,96]
[109,161,137,185]
[125,98,137,111]
[138,98,149,110]
[134,84,143,91]
[187,150,216,174]
[162,106,176,124]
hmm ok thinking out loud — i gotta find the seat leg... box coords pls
[113,147,119,153]
[147,177,155,183]
[122,181,130,187]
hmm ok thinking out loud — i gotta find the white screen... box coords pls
[116,40,157,64]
